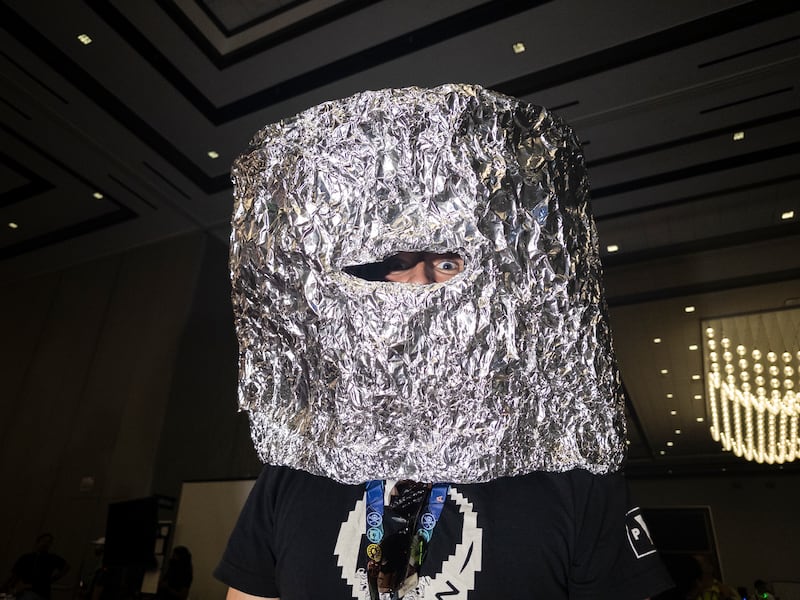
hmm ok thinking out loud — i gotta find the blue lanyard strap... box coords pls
[365,480,385,545]
[417,483,448,541]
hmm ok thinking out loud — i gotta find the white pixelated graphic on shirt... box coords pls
[333,486,483,599]
[625,507,657,559]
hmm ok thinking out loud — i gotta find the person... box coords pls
[691,555,740,600]
[156,546,193,600]
[4,533,70,600]
[753,580,777,600]
[215,84,674,599]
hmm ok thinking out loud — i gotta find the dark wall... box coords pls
[0,231,256,594]
[629,473,800,595]
[151,233,261,504]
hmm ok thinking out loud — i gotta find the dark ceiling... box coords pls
[1,0,799,476]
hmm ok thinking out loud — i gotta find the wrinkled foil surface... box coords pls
[230,84,625,484]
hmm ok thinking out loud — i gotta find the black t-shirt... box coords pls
[215,466,672,599]
[12,551,67,599]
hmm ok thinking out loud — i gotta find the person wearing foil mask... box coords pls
[215,84,673,600]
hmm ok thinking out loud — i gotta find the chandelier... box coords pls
[703,308,800,464]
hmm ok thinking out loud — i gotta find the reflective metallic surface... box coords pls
[230,84,625,483]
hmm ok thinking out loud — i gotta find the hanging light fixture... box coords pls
[703,308,800,464]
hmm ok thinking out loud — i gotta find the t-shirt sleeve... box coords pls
[213,467,280,597]
[568,471,673,600]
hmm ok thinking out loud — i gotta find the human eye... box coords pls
[432,257,463,274]
[435,260,458,271]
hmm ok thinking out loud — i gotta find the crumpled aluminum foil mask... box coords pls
[230,84,625,484]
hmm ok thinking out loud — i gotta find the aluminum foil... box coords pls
[230,84,625,484]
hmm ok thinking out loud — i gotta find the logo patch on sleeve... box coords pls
[625,507,656,558]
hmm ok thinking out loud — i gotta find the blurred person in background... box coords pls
[2,533,69,600]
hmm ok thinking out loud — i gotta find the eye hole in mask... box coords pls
[343,251,465,284]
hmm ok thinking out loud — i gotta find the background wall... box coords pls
[0,232,258,596]
[630,473,800,599]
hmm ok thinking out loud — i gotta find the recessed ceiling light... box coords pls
[666,441,674,447]
[77,34,93,45]
[732,131,745,141]
[512,42,526,54]
[8,222,19,229]
[781,210,795,220]
[653,337,662,344]
[670,410,677,415]
[626,440,631,445]
[659,450,666,455]
[93,192,104,199]
[666,394,674,399]
[691,374,701,380]
[606,244,620,253]
[684,305,696,313]
[207,150,220,159]
[693,394,702,400]
[675,429,681,435]
[696,417,704,422]
[660,369,669,375]
[689,344,698,351]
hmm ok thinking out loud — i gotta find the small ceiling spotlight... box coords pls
[689,344,699,351]
[77,34,93,45]
[684,305,696,313]
[660,369,669,375]
[666,441,674,447]
[8,222,19,229]
[733,131,745,141]
[691,374,701,381]
[512,42,526,54]
[207,150,220,159]
[93,192,104,199]
[696,417,705,423]
[606,244,620,253]
[781,210,795,221]
[694,394,702,400]
[659,450,666,455]
[670,410,677,415]
[666,394,674,399]
[653,337,662,344]
[675,429,682,435]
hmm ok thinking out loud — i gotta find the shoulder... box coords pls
[250,465,360,505]
[455,468,625,506]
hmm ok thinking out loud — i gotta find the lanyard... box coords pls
[417,483,448,541]
[364,480,449,599]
